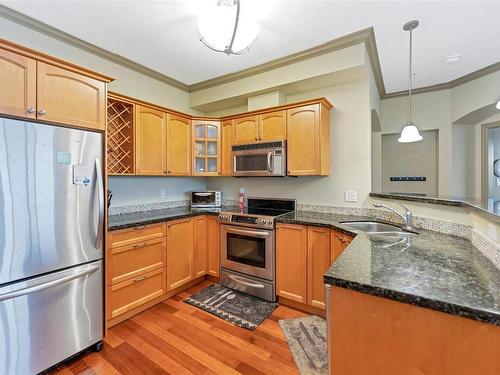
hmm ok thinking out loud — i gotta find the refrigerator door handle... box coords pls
[0,265,100,302]
[95,158,104,249]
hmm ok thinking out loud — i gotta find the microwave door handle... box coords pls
[194,193,212,196]
[267,152,273,174]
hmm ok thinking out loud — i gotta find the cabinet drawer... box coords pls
[107,238,166,285]
[107,223,166,249]
[106,268,166,320]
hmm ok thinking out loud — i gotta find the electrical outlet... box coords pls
[345,190,358,202]
[160,188,167,200]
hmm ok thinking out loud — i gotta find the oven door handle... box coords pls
[227,227,270,237]
[227,274,265,289]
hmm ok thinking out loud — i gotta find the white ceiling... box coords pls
[2,0,500,93]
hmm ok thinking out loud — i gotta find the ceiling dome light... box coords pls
[398,20,423,144]
[445,55,461,65]
[398,121,423,143]
[496,100,500,110]
[198,0,259,55]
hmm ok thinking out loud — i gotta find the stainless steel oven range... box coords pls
[218,197,295,302]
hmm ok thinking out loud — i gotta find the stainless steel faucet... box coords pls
[373,202,414,231]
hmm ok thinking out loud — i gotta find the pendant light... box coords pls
[198,0,259,56]
[398,20,423,143]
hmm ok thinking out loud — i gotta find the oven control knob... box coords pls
[267,220,273,225]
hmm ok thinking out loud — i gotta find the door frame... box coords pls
[481,120,500,200]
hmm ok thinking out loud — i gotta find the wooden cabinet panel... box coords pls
[276,223,307,303]
[233,115,259,144]
[331,230,353,262]
[0,48,36,118]
[166,218,194,291]
[107,238,166,286]
[167,114,191,176]
[192,216,207,278]
[106,268,166,320]
[221,120,233,176]
[107,223,166,249]
[207,216,220,277]
[287,104,320,175]
[307,226,331,309]
[259,110,286,142]
[37,62,106,130]
[135,105,166,175]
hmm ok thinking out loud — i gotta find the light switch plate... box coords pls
[345,190,358,202]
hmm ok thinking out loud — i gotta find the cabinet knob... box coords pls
[255,137,258,141]
[27,107,36,114]
[38,109,46,116]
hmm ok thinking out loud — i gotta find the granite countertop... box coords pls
[276,211,500,326]
[108,206,230,231]
[370,192,500,224]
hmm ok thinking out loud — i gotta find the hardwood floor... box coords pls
[50,281,308,375]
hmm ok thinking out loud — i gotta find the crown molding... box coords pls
[0,4,189,91]
[383,61,500,99]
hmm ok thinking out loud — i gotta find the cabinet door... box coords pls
[221,120,233,176]
[37,62,106,130]
[207,216,220,277]
[276,223,307,303]
[193,120,221,176]
[135,105,166,175]
[287,104,320,175]
[233,115,258,144]
[259,110,286,142]
[192,216,207,278]
[307,226,331,309]
[0,48,36,118]
[166,218,193,291]
[167,114,191,176]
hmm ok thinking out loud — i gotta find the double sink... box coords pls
[341,221,418,236]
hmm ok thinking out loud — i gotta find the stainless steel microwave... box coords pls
[232,141,286,177]
[191,191,222,208]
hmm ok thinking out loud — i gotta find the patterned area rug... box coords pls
[279,316,328,375]
[184,284,278,330]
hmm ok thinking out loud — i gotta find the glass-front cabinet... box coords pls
[192,120,221,176]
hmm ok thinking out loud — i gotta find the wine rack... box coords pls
[107,97,134,174]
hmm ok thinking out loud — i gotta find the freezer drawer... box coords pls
[0,261,103,375]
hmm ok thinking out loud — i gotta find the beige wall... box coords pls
[207,78,372,207]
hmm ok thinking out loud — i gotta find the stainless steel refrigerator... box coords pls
[0,117,104,374]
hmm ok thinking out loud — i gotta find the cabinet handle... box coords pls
[133,275,147,283]
[38,109,46,116]
[168,170,172,174]
[27,107,36,114]
[133,225,146,230]
[167,223,172,227]
[132,242,148,248]
[255,137,258,141]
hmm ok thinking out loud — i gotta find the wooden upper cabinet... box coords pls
[135,105,167,175]
[233,115,259,144]
[37,62,106,130]
[307,226,331,309]
[0,48,36,118]
[192,120,221,176]
[259,110,286,142]
[276,223,308,303]
[167,114,191,176]
[192,216,207,278]
[207,216,220,277]
[221,120,233,176]
[287,103,330,176]
[166,218,194,291]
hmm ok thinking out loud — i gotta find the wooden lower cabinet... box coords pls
[276,223,308,303]
[207,215,220,277]
[192,216,207,278]
[307,226,331,309]
[166,218,194,291]
[106,237,166,286]
[106,268,166,320]
[276,223,353,310]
